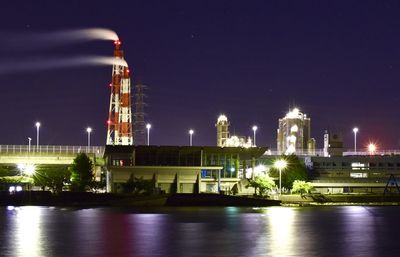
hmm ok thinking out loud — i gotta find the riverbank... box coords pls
[280,193,400,206]
[2,191,400,207]
[0,191,281,207]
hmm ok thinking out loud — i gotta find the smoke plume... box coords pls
[2,28,119,50]
[0,56,128,75]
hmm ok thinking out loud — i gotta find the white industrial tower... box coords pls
[216,115,230,147]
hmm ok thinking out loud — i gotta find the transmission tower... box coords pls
[106,40,133,145]
[133,84,147,145]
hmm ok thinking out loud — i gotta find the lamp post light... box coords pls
[86,127,92,150]
[146,123,151,146]
[252,125,258,146]
[274,159,287,196]
[189,129,194,146]
[35,122,41,152]
[353,127,358,154]
[368,143,376,155]
[28,137,32,153]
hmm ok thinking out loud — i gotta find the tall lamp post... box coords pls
[353,127,359,153]
[28,137,32,153]
[86,127,92,150]
[146,123,151,146]
[189,129,194,146]
[274,159,287,196]
[252,125,258,146]
[35,122,40,152]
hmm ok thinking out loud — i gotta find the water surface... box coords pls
[0,206,398,257]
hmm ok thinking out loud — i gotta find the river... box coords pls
[0,205,399,257]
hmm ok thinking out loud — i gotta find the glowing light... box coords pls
[267,208,296,256]
[86,127,92,133]
[368,143,377,154]
[224,135,253,148]
[285,108,302,119]
[35,122,40,128]
[15,207,44,257]
[274,159,287,170]
[24,164,36,176]
[217,114,228,123]
[252,125,258,131]
[353,127,359,133]
[107,120,111,124]
[189,129,194,135]
[146,124,152,129]
[18,163,26,171]
[275,159,287,195]
[290,125,298,133]
[18,163,36,176]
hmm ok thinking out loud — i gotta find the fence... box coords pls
[0,145,105,155]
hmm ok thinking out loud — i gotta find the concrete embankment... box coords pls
[280,194,400,206]
[165,194,281,207]
[0,191,281,207]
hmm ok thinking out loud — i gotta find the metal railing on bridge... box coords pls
[0,145,105,155]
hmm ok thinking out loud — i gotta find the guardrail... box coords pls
[265,149,400,157]
[0,145,105,155]
[264,149,325,156]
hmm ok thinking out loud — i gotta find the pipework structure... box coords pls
[106,40,133,145]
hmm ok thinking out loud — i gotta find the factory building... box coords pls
[104,145,267,194]
[323,130,344,157]
[277,108,316,155]
[215,115,230,147]
[308,154,400,193]
[215,115,253,148]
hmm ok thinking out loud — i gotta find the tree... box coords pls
[69,153,94,192]
[269,155,308,190]
[247,175,275,197]
[124,174,154,195]
[291,180,314,195]
[33,165,70,193]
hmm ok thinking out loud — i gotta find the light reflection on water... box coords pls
[1,206,399,257]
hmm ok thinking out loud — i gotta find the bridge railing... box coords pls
[0,145,105,155]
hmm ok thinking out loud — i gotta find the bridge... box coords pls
[0,145,105,166]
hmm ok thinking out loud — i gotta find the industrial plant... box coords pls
[1,35,400,198]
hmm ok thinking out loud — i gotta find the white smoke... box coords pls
[0,56,128,75]
[2,28,119,50]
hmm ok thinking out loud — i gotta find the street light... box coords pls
[28,137,32,153]
[353,127,358,153]
[35,122,40,152]
[368,143,376,155]
[86,127,92,149]
[274,159,287,196]
[189,129,194,146]
[146,123,151,146]
[252,125,258,146]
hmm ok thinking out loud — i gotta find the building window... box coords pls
[350,172,368,178]
[351,162,367,170]
[201,169,217,179]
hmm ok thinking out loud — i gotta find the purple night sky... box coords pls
[1,0,400,149]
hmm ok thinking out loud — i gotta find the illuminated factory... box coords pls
[215,115,253,148]
[277,108,316,155]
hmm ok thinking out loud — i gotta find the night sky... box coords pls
[1,0,400,150]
